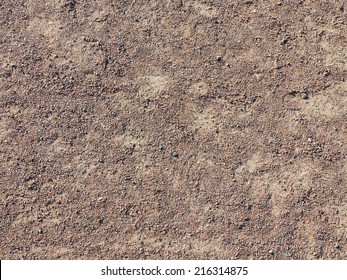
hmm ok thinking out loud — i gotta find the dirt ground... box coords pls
[0,0,346,260]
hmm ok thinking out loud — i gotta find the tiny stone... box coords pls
[172,151,179,158]
[238,223,245,229]
[281,38,289,45]
[301,92,309,99]
[216,56,222,62]
[269,250,274,255]
[323,70,331,77]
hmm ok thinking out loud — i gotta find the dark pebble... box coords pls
[172,151,179,158]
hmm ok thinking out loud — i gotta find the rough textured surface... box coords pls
[0,0,346,259]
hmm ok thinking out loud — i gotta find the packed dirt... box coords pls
[0,0,346,259]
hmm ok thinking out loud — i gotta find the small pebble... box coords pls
[238,223,245,229]
[281,38,289,45]
[172,151,179,158]
[216,56,222,62]
[301,92,309,99]
[323,70,331,77]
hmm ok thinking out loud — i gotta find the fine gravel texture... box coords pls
[0,1,346,259]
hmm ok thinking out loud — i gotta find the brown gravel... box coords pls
[0,0,346,259]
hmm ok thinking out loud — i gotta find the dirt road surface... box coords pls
[1,1,346,259]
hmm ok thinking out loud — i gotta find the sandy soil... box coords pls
[0,0,346,259]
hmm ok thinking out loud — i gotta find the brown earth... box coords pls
[0,0,346,260]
